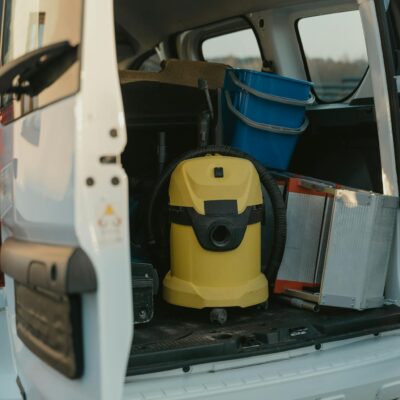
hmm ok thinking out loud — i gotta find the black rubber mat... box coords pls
[128,300,400,375]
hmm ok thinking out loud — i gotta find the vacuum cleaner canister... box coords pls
[164,155,268,309]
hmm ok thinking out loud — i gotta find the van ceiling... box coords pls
[114,0,319,55]
[114,0,357,64]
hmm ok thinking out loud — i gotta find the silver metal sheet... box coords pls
[320,294,356,309]
[314,196,333,285]
[277,191,326,285]
[320,190,397,310]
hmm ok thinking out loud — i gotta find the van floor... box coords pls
[127,299,400,375]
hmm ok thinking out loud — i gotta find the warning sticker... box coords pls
[97,204,123,245]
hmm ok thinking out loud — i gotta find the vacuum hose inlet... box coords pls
[146,145,287,285]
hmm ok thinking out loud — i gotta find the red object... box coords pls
[274,279,319,294]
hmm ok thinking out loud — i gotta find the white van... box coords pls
[1,0,400,399]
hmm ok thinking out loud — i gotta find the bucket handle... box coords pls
[228,71,315,107]
[224,91,309,135]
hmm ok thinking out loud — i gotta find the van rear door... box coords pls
[0,1,132,399]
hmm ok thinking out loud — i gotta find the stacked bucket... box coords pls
[223,68,314,170]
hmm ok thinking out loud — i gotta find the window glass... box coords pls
[1,0,82,123]
[298,11,368,102]
[202,29,262,70]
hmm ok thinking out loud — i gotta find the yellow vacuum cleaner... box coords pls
[165,155,268,322]
[146,146,287,324]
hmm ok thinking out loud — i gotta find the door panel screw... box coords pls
[86,177,95,186]
[111,176,120,185]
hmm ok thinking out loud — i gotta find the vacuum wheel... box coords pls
[210,308,228,325]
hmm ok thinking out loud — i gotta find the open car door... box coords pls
[0,1,132,399]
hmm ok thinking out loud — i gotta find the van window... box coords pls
[298,11,368,102]
[0,0,82,123]
[202,29,262,70]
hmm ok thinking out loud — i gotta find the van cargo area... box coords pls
[120,57,399,375]
[95,0,400,383]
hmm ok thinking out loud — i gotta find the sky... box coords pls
[202,10,368,62]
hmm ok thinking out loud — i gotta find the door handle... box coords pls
[0,238,97,294]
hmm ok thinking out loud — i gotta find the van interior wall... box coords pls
[290,104,382,193]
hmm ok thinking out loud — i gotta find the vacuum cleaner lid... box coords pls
[169,155,263,214]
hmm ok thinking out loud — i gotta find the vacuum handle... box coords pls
[214,88,224,145]
[198,78,215,121]
[224,91,309,135]
[198,110,211,148]
[228,70,315,106]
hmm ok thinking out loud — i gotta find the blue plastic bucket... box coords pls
[223,69,314,170]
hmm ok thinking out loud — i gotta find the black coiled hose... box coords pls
[146,145,287,285]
